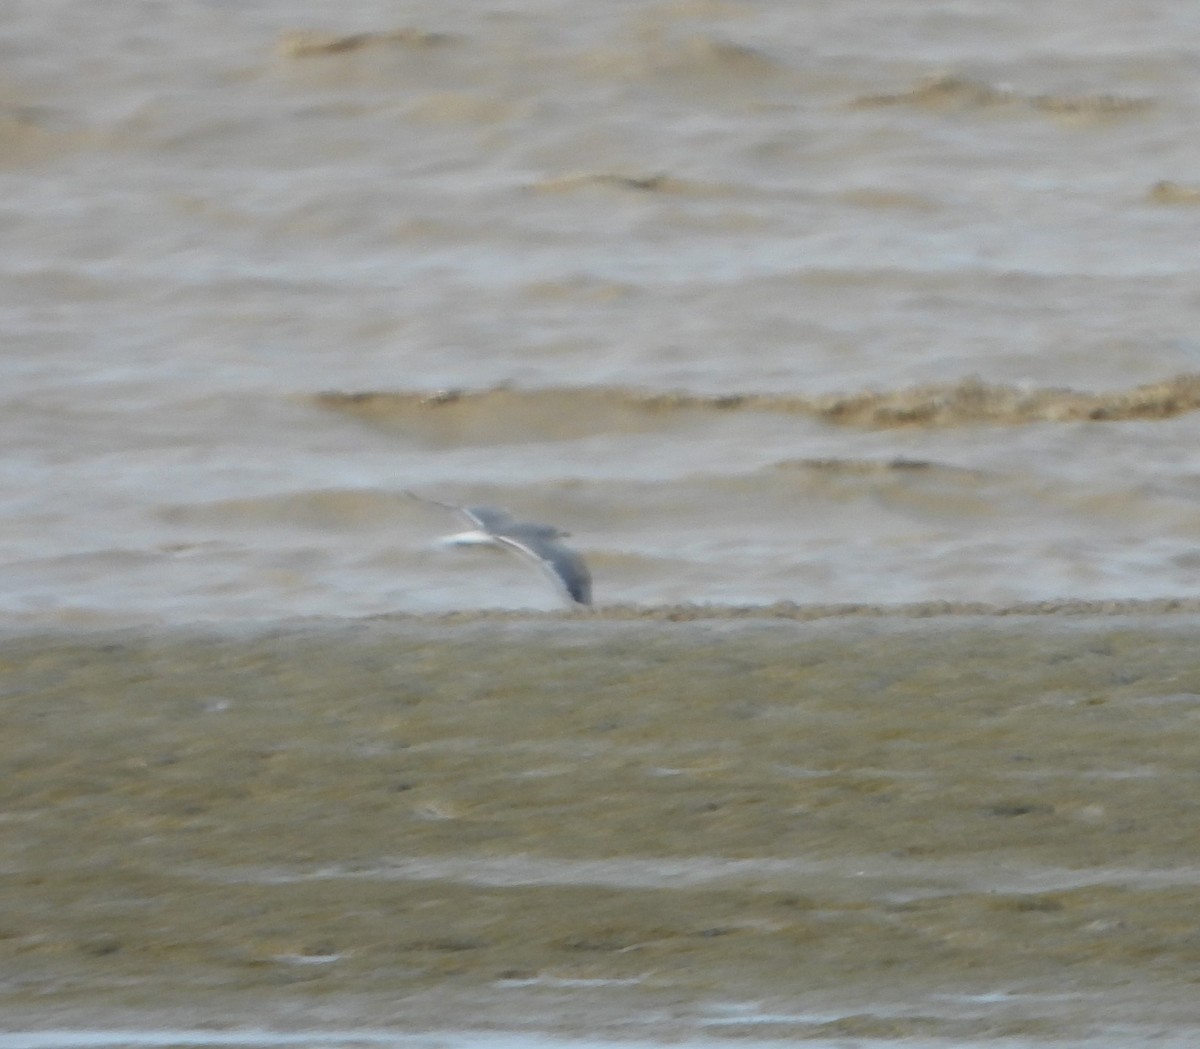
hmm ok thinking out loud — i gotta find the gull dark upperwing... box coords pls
[407,491,592,607]
[494,526,592,606]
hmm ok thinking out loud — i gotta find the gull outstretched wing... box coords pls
[407,490,591,606]
[494,527,592,606]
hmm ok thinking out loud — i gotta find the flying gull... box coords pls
[408,491,592,607]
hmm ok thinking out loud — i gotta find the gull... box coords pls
[407,491,592,607]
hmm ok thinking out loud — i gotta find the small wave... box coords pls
[313,375,1200,439]
[892,376,1182,427]
[658,35,786,77]
[0,106,95,165]
[583,31,790,84]
[312,388,740,443]
[275,28,458,59]
[768,457,993,492]
[814,375,1200,427]
[851,74,1151,119]
[772,457,939,474]
[1147,180,1200,205]
[528,172,713,195]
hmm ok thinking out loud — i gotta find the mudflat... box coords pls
[2,608,1199,1041]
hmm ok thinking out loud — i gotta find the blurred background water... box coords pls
[4,0,1200,620]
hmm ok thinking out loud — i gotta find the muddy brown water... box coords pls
[2,604,1199,1042]
[10,1,1200,624]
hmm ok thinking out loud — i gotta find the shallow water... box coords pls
[3,613,1200,1043]
[5,1,1200,619]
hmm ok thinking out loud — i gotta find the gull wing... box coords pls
[459,505,517,532]
[494,528,592,606]
[406,490,514,532]
[407,490,590,606]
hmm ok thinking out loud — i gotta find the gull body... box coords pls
[409,492,592,607]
